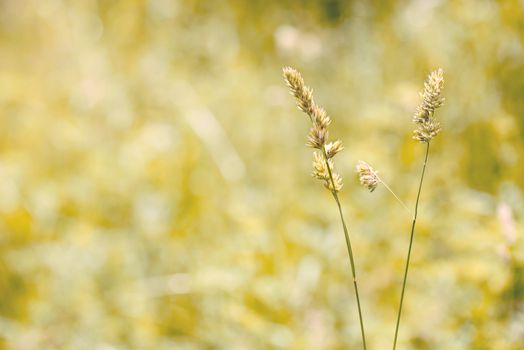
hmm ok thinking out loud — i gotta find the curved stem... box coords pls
[322,149,367,350]
[378,177,412,216]
[392,142,430,350]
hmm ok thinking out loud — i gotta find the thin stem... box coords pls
[377,177,411,216]
[322,149,367,350]
[392,142,430,350]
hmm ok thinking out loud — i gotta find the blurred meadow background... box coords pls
[0,0,523,349]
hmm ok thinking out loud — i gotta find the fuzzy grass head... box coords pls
[283,66,343,193]
[413,68,445,143]
[356,160,379,192]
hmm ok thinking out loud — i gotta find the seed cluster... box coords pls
[283,67,344,193]
[413,68,445,142]
[355,161,379,192]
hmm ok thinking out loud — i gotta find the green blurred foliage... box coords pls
[0,0,523,349]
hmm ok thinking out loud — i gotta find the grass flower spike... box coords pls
[413,68,444,142]
[283,66,344,193]
[393,69,445,350]
[283,66,367,350]
[356,160,379,192]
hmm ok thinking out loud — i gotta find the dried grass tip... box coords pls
[283,66,343,193]
[413,68,444,143]
[283,67,332,150]
[356,160,379,192]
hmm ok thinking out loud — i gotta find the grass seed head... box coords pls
[413,68,445,143]
[356,160,379,192]
[283,66,343,193]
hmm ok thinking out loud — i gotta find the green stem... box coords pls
[322,149,367,350]
[392,142,430,350]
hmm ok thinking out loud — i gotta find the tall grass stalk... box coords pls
[283,67,367,350]
[392,68,444,349]
[323,149,367,350]
[392,142,430,350]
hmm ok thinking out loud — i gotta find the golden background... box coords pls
[0,0,523,349]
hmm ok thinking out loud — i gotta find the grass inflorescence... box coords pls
[282,66,445,350]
